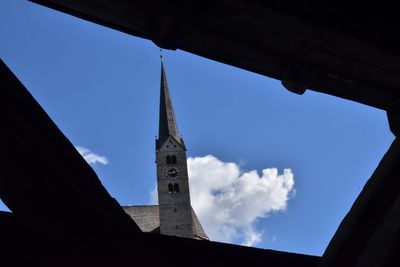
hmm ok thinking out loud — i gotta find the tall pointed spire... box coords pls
[157,61,184,149]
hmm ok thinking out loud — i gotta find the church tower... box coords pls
[122,61,207,239]
[155,62,194,238]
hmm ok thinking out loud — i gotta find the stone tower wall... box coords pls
[156,136,194,238]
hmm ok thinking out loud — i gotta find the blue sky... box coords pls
[0,0,395,256]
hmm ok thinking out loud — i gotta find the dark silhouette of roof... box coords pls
[0,59,141,239]
[28,0,400,110]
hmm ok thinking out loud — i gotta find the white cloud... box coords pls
[75,146,109,165]
[150,184,158,204]
[187,155,295,247]
[150,155,295,247]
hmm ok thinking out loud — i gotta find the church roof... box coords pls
[157,62,185,150]
[122,205,160,233]
[122,205,209,240]
[191,208,208,241]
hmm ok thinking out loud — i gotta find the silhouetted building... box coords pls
[122,62,208,240]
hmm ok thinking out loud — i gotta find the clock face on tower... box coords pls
[164,166,181,179]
